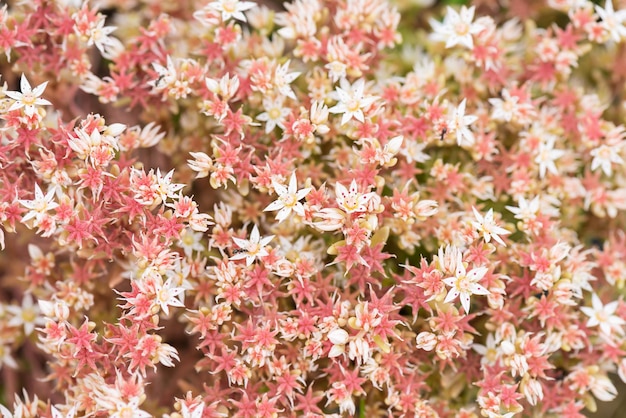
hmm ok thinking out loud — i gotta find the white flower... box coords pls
[471,206,510,246]
[430,6,483,49]
[209,0,256,22]
[273,60,300,100]
[378,135,404,167]
[264,172,311,223]
[450,99,478,147]
[86,17,123,59]
[329,78,379,125]
[535,136,565,178]
[187,152,213,179]
[18,184,59,223]
[155,169,185,204]
[232,225,275,266]
[177,228,205,257]
[590,143,624,176]
[489,89,520,122]
[155,277,185,315]
[580,293,625,337]
[442,252,490,313]
[6,294,45,336]
[256,97,291,133]
[506,196,540,221]
[4,74,51,118]
[595,0,626,42]
[335,180,375,214]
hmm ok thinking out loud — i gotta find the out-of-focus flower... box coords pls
[430,6,483,49]
[6,294,45,336]
[209,0,256,22]
[580,293,625,337]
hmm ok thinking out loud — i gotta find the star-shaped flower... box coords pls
[232,225,275,266]
[329,78,379,126]
[442,252,490,313]
[264,172,311,223]
[19,183,59,223]
[450,98,478,147]
[4,74,52,118]
[471,206,510,246]
[209,0,256,22]
[335,180,375,214]
[581,293,625,337]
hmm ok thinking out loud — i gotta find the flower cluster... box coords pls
[1,0,626,417]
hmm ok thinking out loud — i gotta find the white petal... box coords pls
[467,267,488,282]
[328,328,349,344]
[264,200,285,212]
[288,172,298,193]
[20,74,32,92]
[250,225,260,243]
[460,293,471,312]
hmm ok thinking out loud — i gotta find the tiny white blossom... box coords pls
[155,169,185,204]
[273,60,300,99]
[155,277,185,315]
[6,294,45,336]
[489,89,520,122]
[535,136,565,178]
[264,172,311,223]
[329,78,379,126]
[232,225,275,266]
[86,17,123,59]
[209,0,256,22]
[590,143,624,176]
[580,293,625,337]
[450,99,478,147]
[430,6,483,49]
[4,74,52,118]
[187,152,213,179]
[180,402,204,418]
[471,206,510,246]
[19,184,59,223]
[335,180,375,214]
[442,252,490,313]
[506,196,540,221]
[595,0,626,42]
[256,97,291,133]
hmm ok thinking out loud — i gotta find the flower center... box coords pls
[347,99,361,113]
[281,193,297,207]
[268,107,282,120]
[22,93,36,106]
[455,22,470,36]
